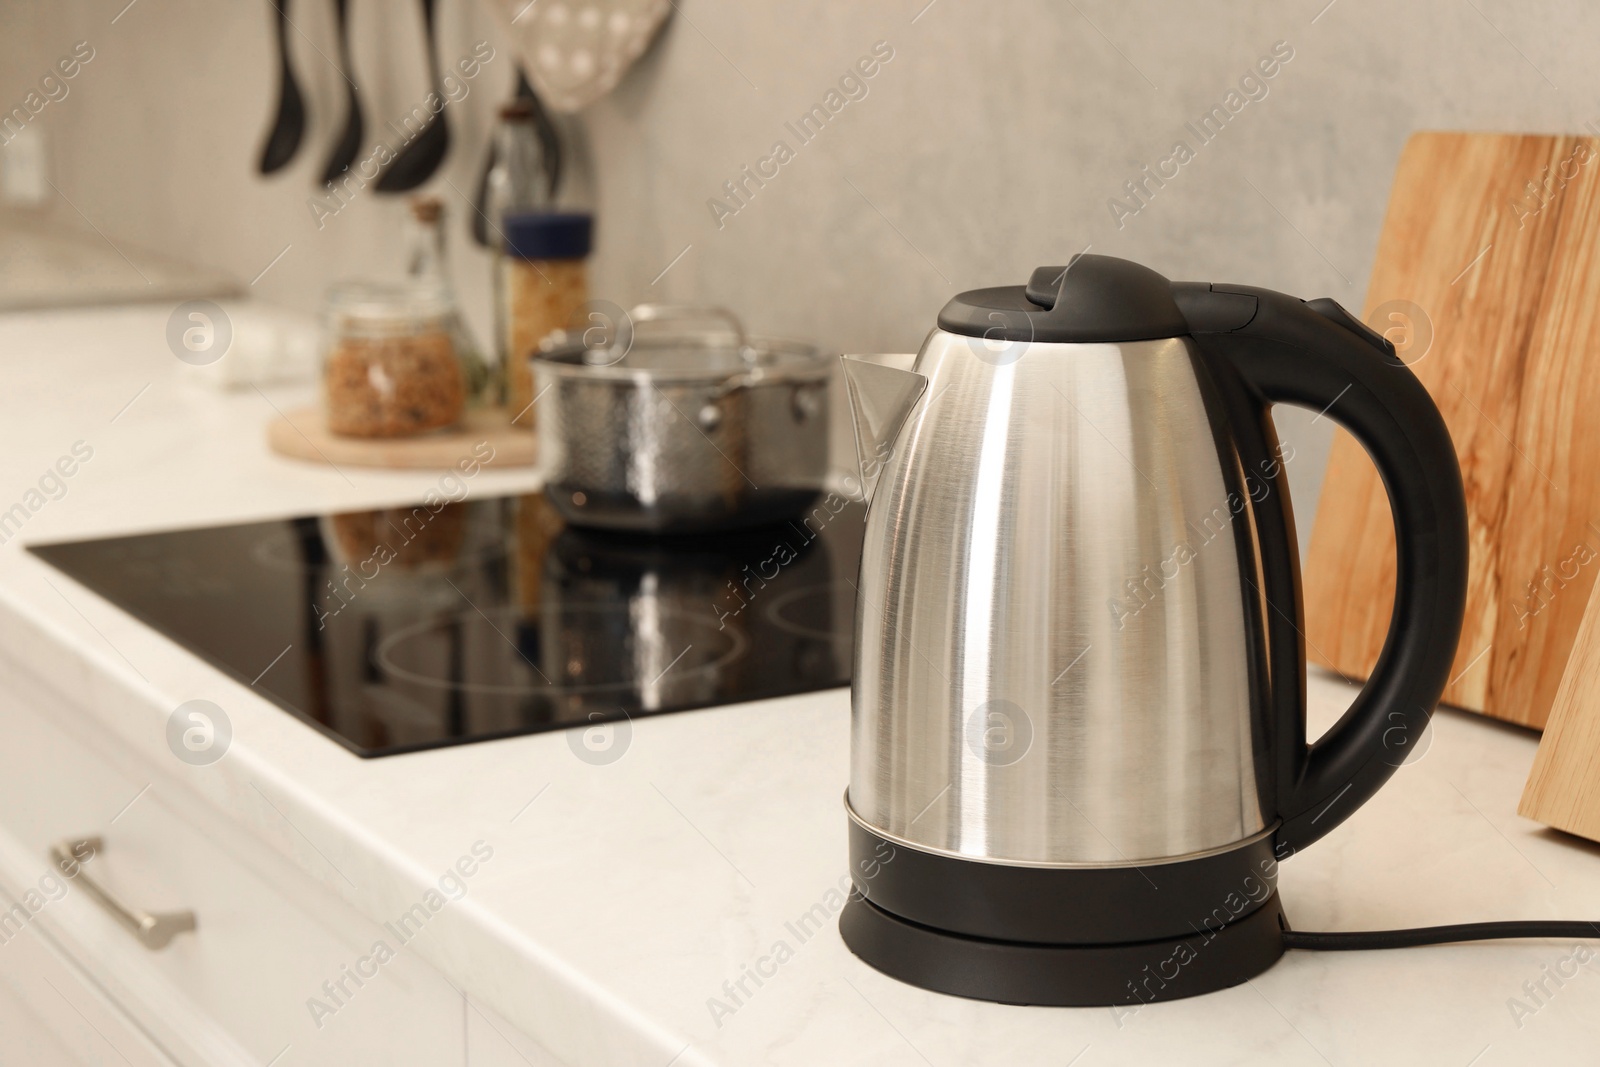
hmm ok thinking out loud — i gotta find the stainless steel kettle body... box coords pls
[837,255,1469,1007]
[850,328,1270,868]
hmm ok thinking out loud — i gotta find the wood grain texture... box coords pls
[1304,131,1600,729]
[1521,588,1600,839]
[266,405,536,469]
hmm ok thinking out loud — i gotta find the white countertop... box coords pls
[3,304,1600,1066]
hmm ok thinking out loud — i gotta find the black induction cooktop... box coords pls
[31,494,864,757]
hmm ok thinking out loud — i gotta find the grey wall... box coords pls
[2,0,1594,550]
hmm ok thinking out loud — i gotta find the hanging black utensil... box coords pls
[258,0,307,174]
[470,71,563,247]
[319,0,364,185]
[470,137,494,247]
[376,0,450,193]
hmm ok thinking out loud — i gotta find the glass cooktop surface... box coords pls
[31,494,863,757]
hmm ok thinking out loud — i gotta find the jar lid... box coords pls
[503,212,592,260]
[325,281,452,330]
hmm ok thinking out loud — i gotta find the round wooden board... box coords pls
[266,405,536,469]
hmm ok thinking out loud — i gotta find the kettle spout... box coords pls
[841,355,927,506]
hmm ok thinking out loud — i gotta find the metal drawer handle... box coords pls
[50,837,196,951]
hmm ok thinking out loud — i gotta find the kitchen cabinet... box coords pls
[0,650,562,1066]
[0,917,173,1066]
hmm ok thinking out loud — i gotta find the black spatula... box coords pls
[319,0,364,185]
[257,0,307,174]
[376,0,450,192]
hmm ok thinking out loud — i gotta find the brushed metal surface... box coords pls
[534,336,830,532]
[849,329,1269,866]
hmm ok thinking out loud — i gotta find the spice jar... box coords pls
[323,282,465,438]
[499,212,591,427]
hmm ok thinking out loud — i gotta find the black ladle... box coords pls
[376,0,450,192]
[319,0,364,185]
[257,0,307,174]
[470,71,563,247]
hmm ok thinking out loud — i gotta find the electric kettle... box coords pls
[837,255,1469,1006]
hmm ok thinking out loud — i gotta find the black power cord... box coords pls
[1284,921,1600,951]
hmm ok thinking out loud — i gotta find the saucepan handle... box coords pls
[579,305,755,367]
[1175,282,1468,856]
[629,304,753,359]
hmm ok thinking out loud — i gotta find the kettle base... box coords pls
[839,891,1287,1007]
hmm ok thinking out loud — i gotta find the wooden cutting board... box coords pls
[1521,596,1600,839]
[267,405,536,469]
[1304,130,1600,729]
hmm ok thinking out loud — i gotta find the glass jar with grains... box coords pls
[323,282,466,438]
[499,212,591,427]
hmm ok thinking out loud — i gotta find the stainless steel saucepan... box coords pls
[532,305,830,533]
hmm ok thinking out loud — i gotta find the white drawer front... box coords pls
[0,910,174,1067]
[0,660,467,1067]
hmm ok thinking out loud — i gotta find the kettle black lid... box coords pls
[937,254,1189,343]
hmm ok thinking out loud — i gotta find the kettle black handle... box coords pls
[1175,282,1468,857]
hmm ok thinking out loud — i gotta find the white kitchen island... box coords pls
[1,304,1598,1066]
